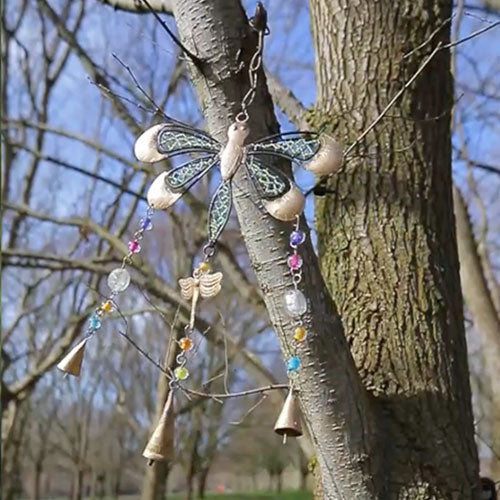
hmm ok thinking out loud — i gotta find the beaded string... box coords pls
[284,215,308,381]
[83,207,155,344]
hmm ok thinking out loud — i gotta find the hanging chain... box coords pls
[236,3,268,123]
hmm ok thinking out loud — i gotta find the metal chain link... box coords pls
[236,18,266,123]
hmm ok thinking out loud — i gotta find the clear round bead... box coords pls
[107,268,131,293]
[284,289,307,316]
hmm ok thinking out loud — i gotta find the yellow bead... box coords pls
[179,337,192,351]
[174,366,189,380]
[293,327,307,342]
[101,300,112,313]
[198,261,211,272]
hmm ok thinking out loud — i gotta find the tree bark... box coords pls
[309,0,480,497]
[170,1,380,497]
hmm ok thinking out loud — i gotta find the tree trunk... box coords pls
[170,1,379,497]
[33,462,42,500]
[196,468,209,499]
[72,468,84,500]
[140,333,179,500]
[309,0,480,497]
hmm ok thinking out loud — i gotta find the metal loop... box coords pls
[292,272,302,285]
[236,111,249,123]
[203,243,216,259]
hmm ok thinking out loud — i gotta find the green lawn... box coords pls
[169,492,312,500]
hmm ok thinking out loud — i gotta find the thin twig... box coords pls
[229,394,267,425]
[184,383,288,400]
[139,0,202,67]
[117,329,172,379]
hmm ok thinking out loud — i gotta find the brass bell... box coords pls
[143,390,175,464]
[274,390,303,443]
[57,338,89,376]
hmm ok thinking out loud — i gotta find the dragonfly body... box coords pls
[220,122,249,180]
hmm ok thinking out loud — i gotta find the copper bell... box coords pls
[57,338,89,376]
[274,390,303,443]
[143,390,175,464]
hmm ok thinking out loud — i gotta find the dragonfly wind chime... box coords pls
[57,2,342,463]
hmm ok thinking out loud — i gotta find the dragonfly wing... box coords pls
[165,155,218,191]
[199,272,223,298]
[245,156,291,200]
[208,180,232,245]
[178,277,195,300]
[247,132,321,162]
[135,123,220,162]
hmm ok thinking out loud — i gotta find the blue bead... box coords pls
[140,217,153,231]
[290,231,305,247]
[286,356,300,372]
[89,314,101,330]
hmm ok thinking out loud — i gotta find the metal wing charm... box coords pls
[199,272,223,298]
[166,156,218,191]
[208,180,232,245]
[179,267,223,331]
[245,155,290,199]
[247,132,321,162]
[135,123,220,163]
[179,277,195,300]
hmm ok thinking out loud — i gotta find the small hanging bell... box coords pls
[57,337,89,376]
[143,390,175,464]
[274,390,303,443]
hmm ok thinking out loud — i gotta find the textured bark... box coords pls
[310,0,480,498]
[170,0,380,497]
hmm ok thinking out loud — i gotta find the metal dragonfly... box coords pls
[134,119,341,246]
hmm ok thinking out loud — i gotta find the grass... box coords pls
[169,492,312,500]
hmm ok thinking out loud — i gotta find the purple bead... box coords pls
[140,217,152,231]
[290,230,305,247]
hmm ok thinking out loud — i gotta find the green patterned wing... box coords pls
[157,125,220,157]
[247,131,320,162]
[208,180,232,244]
[245,156,291,200]
[165,155,218,191]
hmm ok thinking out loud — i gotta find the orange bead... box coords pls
[179,337,192,351]
[101,300,112,313]
[293,327,307,342]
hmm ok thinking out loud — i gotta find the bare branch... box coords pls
[97,0,173,14]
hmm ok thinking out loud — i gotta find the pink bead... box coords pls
[287,253,303,270]
[128,240,140,253]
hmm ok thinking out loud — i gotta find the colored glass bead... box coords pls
[294,327,307,342]
[174,366,189,380]
[101,300,112,313]
[179,337,192,351]
[198,261,211,272]
[107,268,131,293]
[140,217,153,231]
[286,356,300,372]
[287,253,303,270]
[89,314,101,330]
[128,240,141,253]
[290,230,305,247]
[284,289,307,316]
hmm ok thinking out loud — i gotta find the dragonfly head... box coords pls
[228,121,250,145]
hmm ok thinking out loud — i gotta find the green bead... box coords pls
[174,366,189,381]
